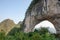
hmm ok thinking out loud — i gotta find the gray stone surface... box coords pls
[23,0,60,34]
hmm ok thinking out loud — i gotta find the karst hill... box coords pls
[23,0,60,34]
[0,19,16,34]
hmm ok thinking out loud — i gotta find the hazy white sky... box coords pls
[0,0,32,23]
[34,20,56,34]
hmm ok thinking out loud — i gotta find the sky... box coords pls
[0,0,32,24]
[34,20,56,34]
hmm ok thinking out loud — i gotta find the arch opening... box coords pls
[33,20,57,34]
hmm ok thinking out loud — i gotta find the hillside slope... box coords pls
[0,19,16,34]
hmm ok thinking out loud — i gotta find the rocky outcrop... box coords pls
[0,19,16,35]
[23,0,60,34]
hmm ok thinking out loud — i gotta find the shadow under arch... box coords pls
[33,20,57,34]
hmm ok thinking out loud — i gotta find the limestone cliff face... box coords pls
[0,19,16,35]
[23,0,60,34]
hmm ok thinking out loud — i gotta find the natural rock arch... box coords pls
[23,0,60,34]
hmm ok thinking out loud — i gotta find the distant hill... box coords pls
[8,21,22,35]
[15,21,22,28]
[0,19,16,35]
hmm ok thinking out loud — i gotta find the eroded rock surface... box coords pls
[23,0,60,34]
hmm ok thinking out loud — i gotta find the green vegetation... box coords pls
[0,28,57,40]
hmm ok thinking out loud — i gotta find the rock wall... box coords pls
[23,0,60,34]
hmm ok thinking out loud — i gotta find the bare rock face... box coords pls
[23,0,60,34]
[0,19,16,35]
